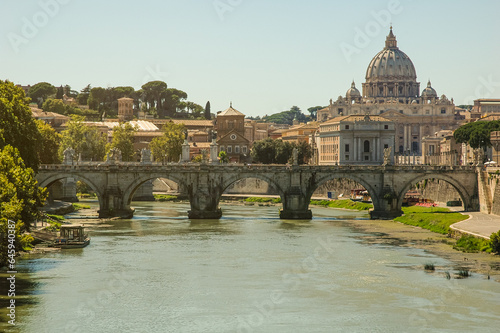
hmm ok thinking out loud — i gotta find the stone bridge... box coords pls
[36,163,480,220]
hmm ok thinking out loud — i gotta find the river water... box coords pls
[5,201,500,332]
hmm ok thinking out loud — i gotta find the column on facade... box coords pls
[374,137,379,162]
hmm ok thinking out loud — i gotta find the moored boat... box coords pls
[49,224,90,249]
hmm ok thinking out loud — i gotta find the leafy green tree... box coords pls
[453,120,500,149]
[77,84,91,105]
[35,120,61,164]
[251,138,311,164]
[262,106,306,125]
[27,82,56,107]
[0,145,47,266]
[490,231,500,254]
[163,88,188,117]
[59,115,106,161]
[56,85,64,99]
[218,150,229,164]
[0,80,42,170]
[107,123,137,162]
[307,106,326,119]
[150,122,185,162]
[42,98,68,114]
[141,81,168,115]
[205,101,211,120]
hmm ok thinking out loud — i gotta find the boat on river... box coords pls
[49,224,90,249]
[350,189,364,201]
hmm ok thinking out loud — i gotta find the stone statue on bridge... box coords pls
[106,148,122,164]
[292,147,299,166]
[473,148,485,166]
[63,147,75,165]
[382,147,392,166]
[141,148,152,164]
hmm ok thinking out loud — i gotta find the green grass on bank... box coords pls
[394,206,468,234]
[310,199,373,211]
[244,197,281,203]
[154,194,178,202]
[72,203,91,210]
[453,235,492,253]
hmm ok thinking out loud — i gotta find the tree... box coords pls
[56,85,64,99]
[251,138,311,165]
[35,120,61,164]
[163,88,188,117]
[307,106,326,119]
[0,145,47,267]
[490,231,500,254]
[0,80,42,170]
[42,98,68,114]
[262,106,306,125]
[150,122,185,162]
[27,82,56,107]
[218,150,229,164]
[205,101,211,120]
[454,120,500,149]
[141,81,168,116]
[107,123,137,162]
[77,84,91,105]
[59,115,106,161]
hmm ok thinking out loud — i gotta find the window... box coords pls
[364,156,369,161]
[227,146,232,153]
[384,144,389,149]
[242,146,247,154]
[235,146,240,153]
[384,125,389,129]
[345,144,349,153]
[220,146,225,152]
[345,125,350,130]
[364,140,370,153]
[441,108,446,114]
[425,110,430,115]
[345,155,349,160]
[338,108,343,115]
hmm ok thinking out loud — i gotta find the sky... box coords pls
[1,0,500,117]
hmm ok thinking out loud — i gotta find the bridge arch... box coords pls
[307,173,381,211]
[122,173,185,207]
[219,173,286,201]
[37,174,105,210]
[397,173,472,211]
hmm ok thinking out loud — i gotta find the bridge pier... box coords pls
[186,177,223,219]
[280,187,312,220]
[98,188,135,219]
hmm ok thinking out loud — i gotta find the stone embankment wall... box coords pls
[414,179,463,204]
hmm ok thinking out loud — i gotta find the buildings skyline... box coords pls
[1,1,500,117]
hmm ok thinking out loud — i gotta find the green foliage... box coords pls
[77,84,91,105]
[394,206,468,234]
[27,82,56,107]
[0,145,47,267]
[310,199,373,211]
[107,123,138,162]
[150,122,186,162]
[205,101,211,120]
[453,120,500,149]
[453,235,492,253]
[251,138,311,164]
[262,106,306,125]
[59,115,106,161]
[72,203,91,210]
[154,194,178,202]
[307,106,326,119]
[244,197,281,203]
[218,150,229,164]
[490,230,500,254]
[0,80,43,170]
[35,120,61,164]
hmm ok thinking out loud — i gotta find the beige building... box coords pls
[317,115,395,165]
[317,28,460,155]
[216,104,251,163]
[281,122,319,144]
[244,119,269,143]
[118,97,134,122]
[473,99,500,116]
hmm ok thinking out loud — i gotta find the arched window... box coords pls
[364,140,370,153]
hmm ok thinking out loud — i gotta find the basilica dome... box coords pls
[365,28,416,82]
[346,81,361,99]
[362,28,420,99]
[421,80,437,98]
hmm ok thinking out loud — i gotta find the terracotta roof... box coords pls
[150,119,213,127]
[218,105,245,117]
[190,142,211,148]
[31,110,70,120]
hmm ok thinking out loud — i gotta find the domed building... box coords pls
[317,27,461,157]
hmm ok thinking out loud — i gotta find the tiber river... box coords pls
[6,201,500,332]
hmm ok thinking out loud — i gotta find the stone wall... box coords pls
[414,179,462,204]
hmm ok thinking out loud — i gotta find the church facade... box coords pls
[317,28,461,155]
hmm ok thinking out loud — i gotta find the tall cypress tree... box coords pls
[205,101,211,120]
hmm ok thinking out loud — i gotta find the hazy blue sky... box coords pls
[1,0,499,117]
